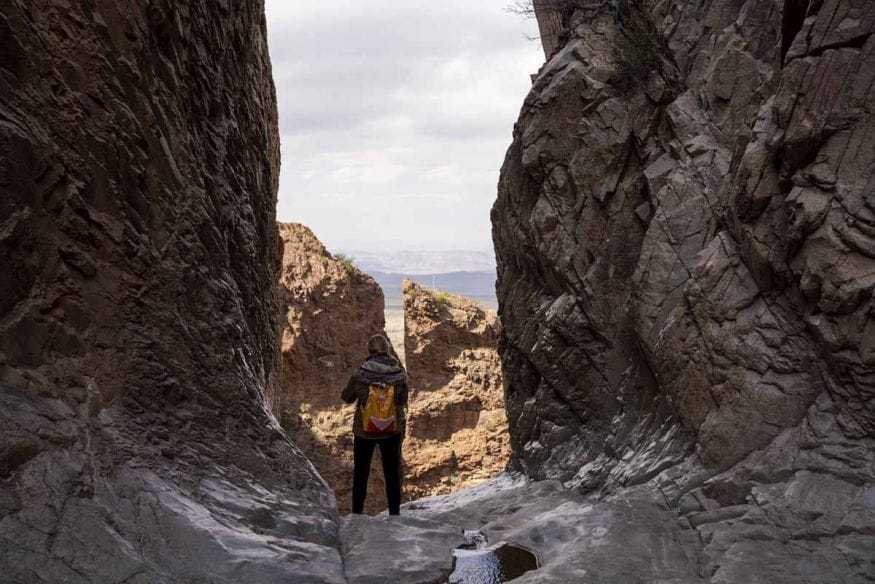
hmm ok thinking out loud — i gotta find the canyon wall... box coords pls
[0,2,344,582]
[274,222,390,514]
[493,0,874,581]
[403,280,510,501]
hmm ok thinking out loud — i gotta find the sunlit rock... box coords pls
[274,222,391,515]
[403,280,511,502]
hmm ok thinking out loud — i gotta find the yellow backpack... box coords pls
[362,383,397,434]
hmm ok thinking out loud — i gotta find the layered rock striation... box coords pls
[493,0,875,581]
[274,222,390,515]
[0,2,344,581]
[403,280,510,501]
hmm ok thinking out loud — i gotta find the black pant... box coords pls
[352,433,402,515]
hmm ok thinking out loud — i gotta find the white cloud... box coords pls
[265,0,543,253]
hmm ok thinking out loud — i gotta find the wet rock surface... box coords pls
[403,280,510,501]
[274,222,390,515]
[492,0,875,581]
[449,543,538,584]
[0,2,344,582]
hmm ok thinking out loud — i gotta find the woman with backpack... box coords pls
[341,334,408,515]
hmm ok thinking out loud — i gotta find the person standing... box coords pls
[341,334,408,515]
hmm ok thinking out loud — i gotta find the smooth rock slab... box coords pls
[340,514,465,584]
[406,475,703,584]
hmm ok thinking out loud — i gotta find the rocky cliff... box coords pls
[0,3,344,582]
[274,222,391,514]
[403,280,510,501]
[493,0,874,581]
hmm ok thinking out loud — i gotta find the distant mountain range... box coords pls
[340,249,496,275]
[370,270,497,305]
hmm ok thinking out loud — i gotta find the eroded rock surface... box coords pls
[493,0,875,581]
[0,2,343,582]
[403,280,510,502]
[274,222,390,515]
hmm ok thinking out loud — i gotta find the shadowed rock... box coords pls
[492,0,875,581]
[341,515,465,584]
[0,2,344,581]
[407,475,703,583]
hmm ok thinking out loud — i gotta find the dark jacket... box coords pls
[342,354,408,439]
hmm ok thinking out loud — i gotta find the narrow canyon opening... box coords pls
[262,3,523,517]
[1,0,872,583]
[270,226,510,516]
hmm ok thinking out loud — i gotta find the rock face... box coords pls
[274,222,390,515]
[0,3,344,582]
[493,0,875,581]
[533,0,568,60]
[403,280,510,502]
[272,250,507,515]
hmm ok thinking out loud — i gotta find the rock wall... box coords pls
[0,2,345,582]
[403,280,510,501]
[274,222,390,515]
[533,0,568,60]
[493,0,874,581]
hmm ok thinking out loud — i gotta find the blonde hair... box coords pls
[367,334,390,355]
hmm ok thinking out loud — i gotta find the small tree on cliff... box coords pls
[334,253,358,275]
[505,0,620,22]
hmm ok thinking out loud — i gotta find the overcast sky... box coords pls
[264,1,543,254]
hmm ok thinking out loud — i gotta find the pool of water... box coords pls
[448,543,538,583]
